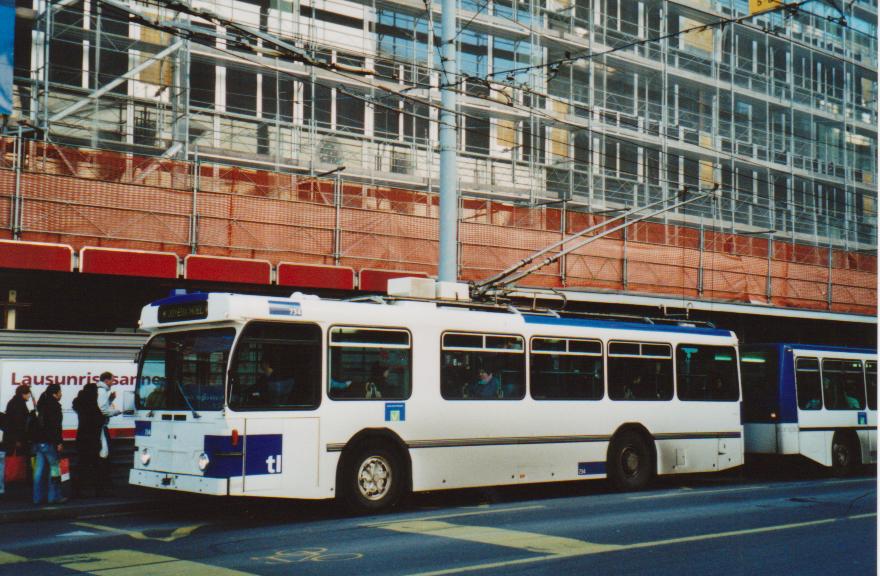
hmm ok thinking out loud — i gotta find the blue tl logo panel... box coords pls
[135,421,152,437]
[203,434,283,478]
[858,412,867,425]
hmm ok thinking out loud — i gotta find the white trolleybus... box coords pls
[130,284,744,511]
[741,343,877,475]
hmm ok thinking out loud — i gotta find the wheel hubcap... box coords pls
[833,443,849,468]
[621,447,641,477]
[357,455,392,501]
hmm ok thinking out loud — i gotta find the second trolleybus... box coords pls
[741,343,877,475]
[130,288,744,511]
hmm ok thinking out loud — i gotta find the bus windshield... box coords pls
[136,328,236,411]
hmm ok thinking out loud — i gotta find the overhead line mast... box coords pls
[438,0,458,283]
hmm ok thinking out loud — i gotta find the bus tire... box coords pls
[830,432,860,477]
[607,430,653,491]
[341,442,405,513]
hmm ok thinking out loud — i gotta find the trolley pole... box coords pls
[438,0,458,282]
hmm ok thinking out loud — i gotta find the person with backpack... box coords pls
[32,384,65,505]
[72,383,103,498]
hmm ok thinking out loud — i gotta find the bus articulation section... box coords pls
[741,343,877,474]
[130,291,744,511]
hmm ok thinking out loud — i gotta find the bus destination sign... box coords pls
[158,301,209,323]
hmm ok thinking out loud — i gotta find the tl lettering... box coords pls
[265,454,283,474]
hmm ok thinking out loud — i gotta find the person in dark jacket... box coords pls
[72,383,103,498]
[33,384,65,505]
[3,385,33,457]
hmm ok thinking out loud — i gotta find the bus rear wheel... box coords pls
[341,442,405,513]
[831,433,859,477]
[607,430,653,491]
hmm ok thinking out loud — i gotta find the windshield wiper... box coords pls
[174,379,201,419]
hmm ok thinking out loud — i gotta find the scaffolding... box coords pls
[0,0,875,314]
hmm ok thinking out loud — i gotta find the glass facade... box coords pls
[11,0,877,249]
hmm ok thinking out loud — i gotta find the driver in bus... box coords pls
[251,358,294,405]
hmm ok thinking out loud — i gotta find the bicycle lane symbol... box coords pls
[251,547,363,564]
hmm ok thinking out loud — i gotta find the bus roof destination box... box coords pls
[387,277,436,299]
[436,281,470,301]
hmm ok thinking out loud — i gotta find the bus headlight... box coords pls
[139,448,151,466]
[197,452,210,471]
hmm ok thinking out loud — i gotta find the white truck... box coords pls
[0,330,145,439]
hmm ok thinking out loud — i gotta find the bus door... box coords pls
[227,321,323,494]
[242,417,320,494]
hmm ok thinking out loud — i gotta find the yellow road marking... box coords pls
[381,512,877,576]
[365,505,545,527]
[74,521,207,542]
[629,485,767,500]
[0,551,27,565]
[46,548,255,576]
[381,520,622,556]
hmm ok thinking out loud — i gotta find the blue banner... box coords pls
[0,0,13,116]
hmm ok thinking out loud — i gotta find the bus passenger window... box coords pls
[441,332,525,400]
[822,359,865,411]
[676,345,739,401]
[229,322,322,411]
[795,358,822,410]
[608,341,673,401]
[329,328,411,401]
[867,362,877,411]
[530,338,603,400]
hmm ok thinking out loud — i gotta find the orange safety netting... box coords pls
[0,138,875,315]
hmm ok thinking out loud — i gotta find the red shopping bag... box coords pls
[50,457,71,483]
[4,455,28,484]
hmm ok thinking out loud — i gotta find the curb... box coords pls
[0,494,173,525]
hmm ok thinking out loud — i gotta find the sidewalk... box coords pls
[0,481,172,524]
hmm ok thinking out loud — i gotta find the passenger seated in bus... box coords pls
[802,397,822,410]
[843,388,862,409]
[466,367,502,399]
[623,376,638,400]
[365,363,388,399]
[822,376,838,409]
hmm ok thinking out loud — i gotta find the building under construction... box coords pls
[0,0,875,341]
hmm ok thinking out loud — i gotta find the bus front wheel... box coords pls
[831,433,859,477]
[607,430,653,491]
[341,442,405,513]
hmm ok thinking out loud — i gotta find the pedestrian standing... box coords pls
[3,385,34,495]
[33,384,65,505]
[4,385,33,458]
[72,383,103,498]
[96,372,121,496]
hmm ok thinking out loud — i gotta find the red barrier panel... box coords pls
[0,239,73,272]
[80,247,178,279]
[277,263,355,291]
[184,254,271,284]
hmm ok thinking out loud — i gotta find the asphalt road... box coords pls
[0,469,875,576]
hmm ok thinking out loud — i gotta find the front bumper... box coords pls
[129,468,229,495]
